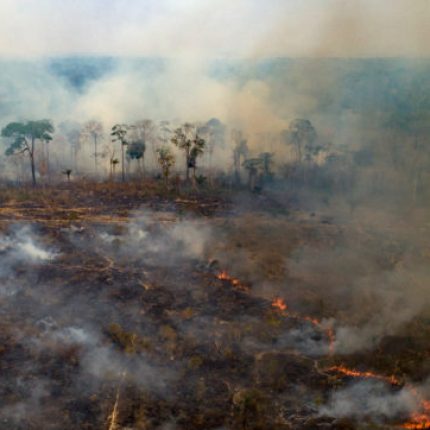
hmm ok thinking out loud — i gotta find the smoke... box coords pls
[319,380,422,422]
[0,226,58,292]
[284,224,430,354]
[35,323,173,392]
[0,57,286,131]
[94,210,213,265]
[0,54,429,186]
[0,1,428,58]
[0,379,50,424]
[0,2,429,427]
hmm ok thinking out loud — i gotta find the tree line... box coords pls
[1,117,324,189]
[2,115,428,206]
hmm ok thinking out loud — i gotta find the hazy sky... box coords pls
[0,0,428,57]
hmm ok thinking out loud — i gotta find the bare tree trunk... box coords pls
[121,144,125,182]
[30,137,36,186]
[94,134,98,177]
[234,152,241,185]
[74,144,79,175]
[137,158,144,178]
[46,141,50,184]
[184,146,191,182]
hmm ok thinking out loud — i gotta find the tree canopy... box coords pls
[2,120,54,156]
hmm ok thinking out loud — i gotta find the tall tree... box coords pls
[259,152,274,182]
[232,129,249,185]
[158,120,171,146]
[156,147,175,186]
[59,121,81,173]
[82,120,103,177]
[110,154,119,180]
[2,120,54,186]
[385,88,430,204]
[126,140,146,176]
[243,158,263,191]
[201,118,226,171]
[134,119,157,168]
[171,123,205,181]
[286,119,317,163]
[111,124,129,182]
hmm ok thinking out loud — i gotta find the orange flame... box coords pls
[272,297,287,312]
[271,296,335,354]
[402,416,430,429]
[215,272,429,428]
[401,389,430,429]
[327,365,430,429]
[216,271,249,292]
[326,327,335,355]
[326,365,401,386]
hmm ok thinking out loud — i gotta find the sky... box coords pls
[0,0,429,58]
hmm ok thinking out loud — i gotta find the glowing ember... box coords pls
[271,296,335,354]
[327,365,430,429]
[401,390,430,429]
[326,365,401,386]
[326,327,335,355]
[272,297,287,312]
[216,271,249,291]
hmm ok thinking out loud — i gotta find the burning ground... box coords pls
[0,185,429,429]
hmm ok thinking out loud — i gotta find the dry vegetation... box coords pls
[0,180,429,430]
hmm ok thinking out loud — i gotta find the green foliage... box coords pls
[171,126,189,150]
[111,123,128,146]
[5,136,27,156]
[2,120,54,156]
[189,134,205,167]
[127,140,146,160]
[171,123,206,176]
[156,146,175,181]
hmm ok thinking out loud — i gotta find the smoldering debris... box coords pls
[0,225,58,263]
[0,197,428,429]
[319,380,417,422]
[94,211,213,265]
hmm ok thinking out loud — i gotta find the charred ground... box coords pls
[0,182,429,430]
